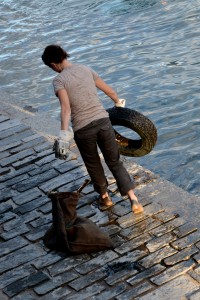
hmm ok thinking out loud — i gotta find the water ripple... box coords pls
[0,0,199,195]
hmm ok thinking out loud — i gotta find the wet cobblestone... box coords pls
[0,114,200,299]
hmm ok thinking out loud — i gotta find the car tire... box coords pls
[107,107,157,157]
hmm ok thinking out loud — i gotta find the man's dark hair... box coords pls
[41,45,70,66]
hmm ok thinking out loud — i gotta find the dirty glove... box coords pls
[115,98,126,108]
[53,128,73,160]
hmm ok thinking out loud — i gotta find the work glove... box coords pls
[53,128,74,160]
[115,98,126,108]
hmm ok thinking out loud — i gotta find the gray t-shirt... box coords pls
[53,64,108,132]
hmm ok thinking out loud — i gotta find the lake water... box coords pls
[1,0,200,196]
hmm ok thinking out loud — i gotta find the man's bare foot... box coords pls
[130,199,144,214]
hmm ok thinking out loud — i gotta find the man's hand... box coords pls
[53,139,70,160]
[115,98,126,107]
[53,128,74,160]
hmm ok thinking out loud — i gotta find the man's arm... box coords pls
[57,89,71,130]
[95,77,119,104]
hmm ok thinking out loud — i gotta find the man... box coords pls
[41,45,143,213]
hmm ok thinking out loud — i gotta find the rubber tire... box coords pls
[107,107,157,157]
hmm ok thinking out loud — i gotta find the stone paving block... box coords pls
[150,259,195,285]
[188,266,200,283]
[117,203,163,229]
[34,141,52,153]
[39,202,52,214]
[116,281,154,300]
[189,290,200,300]
[152,211,177,223]
[105,263,138,286]
[76,191,98,209]
[78,204,97,218]
[0,148,35,167]
[81,181,96,194]
[9,137,46,154]
[58,175,90,193]
[108,183,119,195]
[117,212,147,229]
[25,224,50,242]
[0,211,17,225]
[108,249,148,271]
[0,167,10,176]
[41,286,72,300]
[0,152,10,160]
[34,148,53,158]
[146,232,177,252]
[39,166,88,193]
[171,231,200,250]
[15,169,59,192]
[150,217,186,237]
[0,236,29,257]
[0,141,22,152]
[0,290,9,300]
[75,250,119,275]
[0,202,13,214]
[34,271,79,295]
[13,196,49,214]
[138,245,177,268]
[39,172,76,193]
[12,155,39,170]
[54,159,82,173]
[89,209,114,227]
[196,241,200,249]
[0,115,9,123]
[3,271,50,298]
[28,161,56,176]
[12,187,43,205]
[0,129,35,148]
[0,119,22,132]
[120,217,161,240]
[0,173,30,189]
[48,254,90,276]
[95,282,128,300]
[11,290,38,300]
[0,164,37,183]
[0,133,34,154]
[164,246,199,266]
[32,252,64,269]
[0,264,35,289]
[68,267,107,291]
[127,264,166,286]
[22,133,42,142]
[12,149,53,170]
[111,235,126,249]
[0,123,28,140]
[101,224,121,236]
[65,283,106,300]
[114,233,151,255]
[137,275,200,300]
[1,223,29,240]
[3,210,40,231]
[0,244,46,274]
[104,251,147,286]
[34,153,56,166]
[173,222,198,238]
[29,213,52,228]
[194,252,200,264]
[108,203,130,217]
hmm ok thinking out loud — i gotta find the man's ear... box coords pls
[50,62,56,68]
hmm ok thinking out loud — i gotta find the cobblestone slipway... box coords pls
[0,113,200,300]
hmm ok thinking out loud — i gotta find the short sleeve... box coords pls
[53,76,65,96]
[89,67,99,81]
